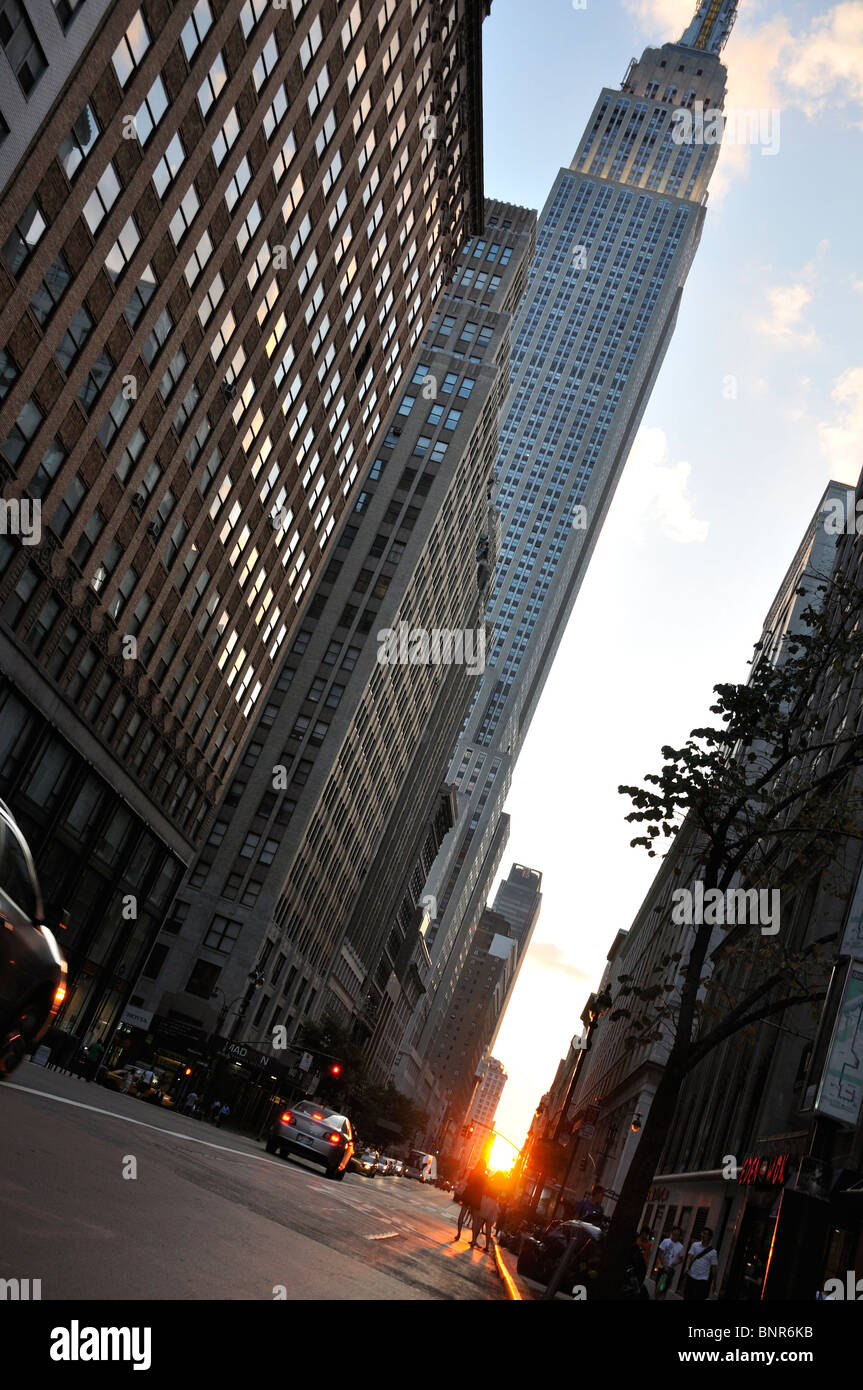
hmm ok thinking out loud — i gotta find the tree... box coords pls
[594,568,863,1297]
[295,1016,427,1143]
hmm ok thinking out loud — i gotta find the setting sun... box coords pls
[487,1134,518,1174]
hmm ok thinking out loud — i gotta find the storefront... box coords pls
[642,1169,741,1297]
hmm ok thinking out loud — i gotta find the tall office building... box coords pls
[461,1053,505,1166]
[0,0,490,1040]
[131,202,535,1059]
[396,0,742,1109]
[429,863,540,1139]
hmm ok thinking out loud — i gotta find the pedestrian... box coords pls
[454,1182,473,1241]
[183,1090,198,1115]
[478,1190,498,1252]
[683,1227,718,1301]
[460,1166,487,1249]
[655,1225,684,1300]
[574,1183,605,1223]
[83,1037,105,1082]
[216,1102,230,1127]
[210,1099,221,1123]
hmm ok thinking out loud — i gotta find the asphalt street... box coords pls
[0,1063,506,1301]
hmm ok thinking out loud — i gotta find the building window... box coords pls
[52,0,85,30]
[124,264,158,328]
[136,73,168,145]
[0,0,47,95]
[212,107,240,166]
[77,347,113,414]
[105,217,140,281]
[2,395,41,463]
[239,0,266,40]
[111,9,150,88]
[181,0,212,61]
[197,50,227,117]
[185,958,219,997]
[58,102,100,180]
[55,304,93,375]
[152,132,185,199]
[2,198,45,276]
[82,161,121,234]
[170,183,200,246]
[49,474,85,537]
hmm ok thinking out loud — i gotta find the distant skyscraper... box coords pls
[397,0,742,1106]
[462,1054,506,1166]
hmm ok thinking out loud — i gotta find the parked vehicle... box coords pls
[516,1219,601,1294]
[406,1150,437,1183]
[0,800,66,1078]
[266,1100,355,1180]
[515,1218,647,1299]
[350,1149,379,1176]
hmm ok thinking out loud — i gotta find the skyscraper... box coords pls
[0,0,490,1039]
[396,0,742,1109]
[130,201,535,1059]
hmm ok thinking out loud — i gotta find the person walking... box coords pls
[457,1166,486,1247]
[216,1102,230,1128]
[454,1182,473,1241]
[183,1090,198,1116]
[83,1037,105,1083]
[209,1099,221,1123]
[478,1189,498,1252]
[683,1228,718,1301]
[655,1225,685,1300]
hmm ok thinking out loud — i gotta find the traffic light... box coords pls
[329,1063,342,1077]
[184,1067,192,1076]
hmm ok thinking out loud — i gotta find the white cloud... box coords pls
[753,244,828,350]
[817,366,863,482]
[614,426,710,544]
[782,1,863,117]
[525,940,591,983]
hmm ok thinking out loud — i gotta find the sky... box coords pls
[477,0,863,1153]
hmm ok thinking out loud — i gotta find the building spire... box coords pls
[678,0,738,55]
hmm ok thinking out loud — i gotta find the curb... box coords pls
[491,1239,534,1301]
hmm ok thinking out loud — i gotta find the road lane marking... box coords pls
[367,1232,400,1241]
[3,1082,290,1168]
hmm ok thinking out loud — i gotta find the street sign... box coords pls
[299,1051,313,1072]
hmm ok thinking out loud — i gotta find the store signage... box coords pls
[737,1154,788,1187]
[120,1006,153,1031]
[815,961,863,1127]
[221,1041,269,1068]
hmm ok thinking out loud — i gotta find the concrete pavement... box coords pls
[0,1064,506,1301]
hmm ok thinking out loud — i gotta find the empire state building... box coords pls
[397,0,742,1108]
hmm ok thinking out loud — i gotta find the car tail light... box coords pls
[280,1111,294,1125]
[312,1112,324,1121]
[327,1132,342,1145]
[50,981,66,1015]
